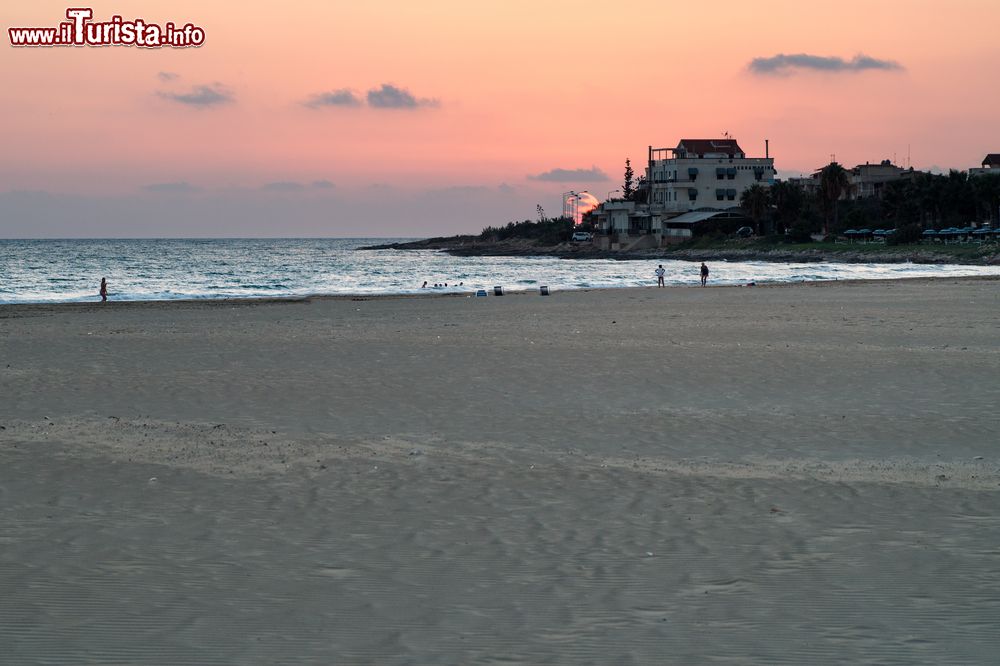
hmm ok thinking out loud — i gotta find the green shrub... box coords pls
[480,217,575,243]
[785,223,813,243]
[887,223,922,245]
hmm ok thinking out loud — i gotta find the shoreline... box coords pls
[3,274,999,311]
[361,238,1000,265]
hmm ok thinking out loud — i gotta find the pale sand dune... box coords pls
[2,278,999,664]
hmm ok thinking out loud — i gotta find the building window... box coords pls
[716,188,725,201]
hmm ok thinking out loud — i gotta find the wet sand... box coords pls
[2,278,999,664]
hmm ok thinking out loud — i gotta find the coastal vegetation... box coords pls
[761,166,1000,237]
[479,216,581,245]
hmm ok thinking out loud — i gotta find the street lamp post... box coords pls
[561,191,575,220]
[563,191,581,225]
[562,190,595,226]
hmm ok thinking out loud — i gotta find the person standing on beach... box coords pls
[99,277,108,302]
[700,263,709,287]
[655,264,665,288]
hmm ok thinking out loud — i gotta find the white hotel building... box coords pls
[594,138,775,247]
[645,139,775,214]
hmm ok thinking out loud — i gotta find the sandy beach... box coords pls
[2,277,999,665]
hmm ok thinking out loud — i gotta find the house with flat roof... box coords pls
[970,154,1000,177]
[848,160,916,199]
[789,160,919,200]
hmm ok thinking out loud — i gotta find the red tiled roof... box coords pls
[677,139,744,157]
[983,154,1000,167]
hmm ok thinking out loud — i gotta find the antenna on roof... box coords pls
[907,144,911,169]
[723,131,731,139]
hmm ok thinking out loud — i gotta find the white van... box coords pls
[571,232,593,242]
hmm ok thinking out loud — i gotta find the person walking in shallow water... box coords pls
[655,264,665,288]
[99,277,108,302]
[700,262,709,287]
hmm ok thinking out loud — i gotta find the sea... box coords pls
[2,238,998,304]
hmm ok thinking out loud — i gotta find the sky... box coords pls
[2,0,999,237]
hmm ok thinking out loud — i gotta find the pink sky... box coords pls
[3,0,999,236]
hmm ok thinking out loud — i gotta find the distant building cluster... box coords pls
[791,154,1000,200]
[789,160,919,200]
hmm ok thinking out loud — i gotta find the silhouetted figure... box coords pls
[100,277,108,302]
[700,263,709,287]
[422,281,427,288]
[655,264,665,288]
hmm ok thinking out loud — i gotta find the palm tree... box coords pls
[769,181,803,233]
[818,162,851,234]
[972,173,1000,225]
[740,184,771,235]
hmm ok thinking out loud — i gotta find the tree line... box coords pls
[740,163,1000,242]
[479,216,578,245]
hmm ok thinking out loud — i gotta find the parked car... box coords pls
[571,231,594,242]
[735,226,754,238]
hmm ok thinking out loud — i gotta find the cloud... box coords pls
[529,166,610,182]
[749,53,903,75]
[311,180,335,189]
[157,71,179,82]
[261,181,305,192]
[304,89,362,108]
[157,84,233,107]
[143,181,200,193]
[366,83,438,109]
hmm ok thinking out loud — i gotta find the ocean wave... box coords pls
[2,238,999,304]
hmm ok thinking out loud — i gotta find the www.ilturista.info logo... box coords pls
[9,8,205,48]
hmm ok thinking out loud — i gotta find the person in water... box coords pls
[700,263,709,287]
[100,277,108,302]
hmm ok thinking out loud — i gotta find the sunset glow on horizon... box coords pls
[3,0,999,236]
